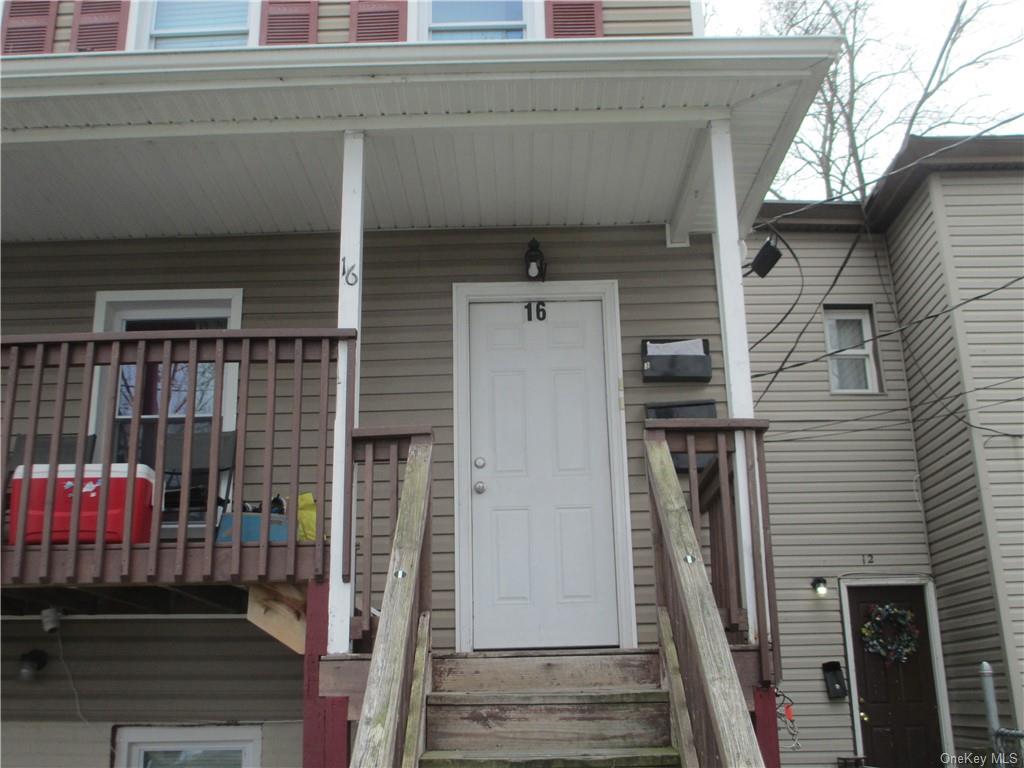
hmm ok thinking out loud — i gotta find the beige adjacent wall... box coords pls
[887,171,1023,745]
[743,229,932,766]
[935,172,1024,722]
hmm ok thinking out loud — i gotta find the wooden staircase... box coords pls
[348,425,773,767]
[419,648,682,767]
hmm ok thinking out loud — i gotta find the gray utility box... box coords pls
[641,338,712,383]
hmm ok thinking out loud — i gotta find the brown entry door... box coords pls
[847,585,943,767]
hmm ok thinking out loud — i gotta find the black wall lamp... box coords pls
[811,577,828,596]
[524,238,546,281]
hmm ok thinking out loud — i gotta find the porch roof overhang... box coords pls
[0,37,839,244]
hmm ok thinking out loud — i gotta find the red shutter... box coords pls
[69,1,129,52]
[545,1,603,38]
[350,0,406,43]
[260,0,318,46]
[1,0,58,55]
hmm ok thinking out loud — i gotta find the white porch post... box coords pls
[327,130,365,654]
[708,118,759,640]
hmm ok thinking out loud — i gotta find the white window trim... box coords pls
[127,0,261,52]
[90,288,244,436]
[824,306,880,394]
[838,576,955,758]
[114,724,262,768]
[412,0,544,42]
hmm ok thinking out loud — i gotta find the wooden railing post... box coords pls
[645,429,765,767]
[350,433,433,768]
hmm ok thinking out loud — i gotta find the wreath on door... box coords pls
[860,603,920,664]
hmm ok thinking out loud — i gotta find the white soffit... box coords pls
[0,38,838,242]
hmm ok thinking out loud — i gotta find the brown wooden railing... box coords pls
[1,330,354,586]
[348,425,434,646]
[646,418,781,683]
[350,432,433,768]
[645,425,765,766]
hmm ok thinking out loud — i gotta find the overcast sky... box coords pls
[704,0,1024,198]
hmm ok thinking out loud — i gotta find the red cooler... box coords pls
[7,463,155,545]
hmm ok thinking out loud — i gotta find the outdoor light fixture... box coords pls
[812,577,828,596]
[524,238,546,281]
[750,237,782,278]
[19,649,48,681]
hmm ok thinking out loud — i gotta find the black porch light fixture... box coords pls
[811,577,828,597]
[524,238,546,281]
[750,236,782,278]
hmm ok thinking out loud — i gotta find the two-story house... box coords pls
[1,2,1019,767]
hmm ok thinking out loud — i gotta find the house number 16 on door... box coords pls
[524,301,546,321]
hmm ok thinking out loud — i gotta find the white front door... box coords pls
[469,299,619,649]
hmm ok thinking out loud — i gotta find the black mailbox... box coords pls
[822,661,848,700]
[641,338,712,383]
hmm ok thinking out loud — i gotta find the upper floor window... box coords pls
[149,0,255,49]
[428,1,527,40]
[823,306,880,394]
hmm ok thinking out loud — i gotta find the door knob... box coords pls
[859,712,869,722]
[474,481,486,494]
[474,457,486,469]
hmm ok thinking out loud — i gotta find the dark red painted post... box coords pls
[754,685,781,768]
[304,580,349,768]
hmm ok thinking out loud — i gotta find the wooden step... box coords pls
[419,746,681,767]
[432,649,661,693]
[425,689,672,752]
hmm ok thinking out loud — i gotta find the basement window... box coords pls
[114,725,261,768]
[824,306,880,393]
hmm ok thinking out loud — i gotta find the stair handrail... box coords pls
[645,428,765,767]
[350,432,434,768]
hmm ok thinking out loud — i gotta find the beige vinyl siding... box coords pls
[0,618,302,721]
[0,226,725,652]
[51,1,76,54]
[886,179,1016,750]
[602,1,693,37]
[0,720,301,768]
[360,227,725,650]
[317,0,351,44]
[744,230,930,766]
[934,170,1024,726]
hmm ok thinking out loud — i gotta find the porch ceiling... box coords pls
[0,38,838,243]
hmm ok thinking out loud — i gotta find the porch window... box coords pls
[428,1,527,40]
[824,306,880,393]
[150,0,252,49]
[114,725,261,768]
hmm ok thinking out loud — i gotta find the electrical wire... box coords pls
[56,628,88,724]
[754,112,1024,232]
[751,275,1024,380]
[765,375,1024,439]
[861,205,1024,440]
[748,226,805,352]
[765,395,1024,443]
[753,230,862,407]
